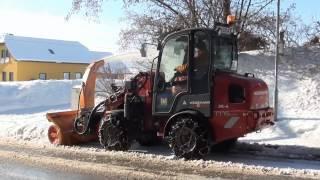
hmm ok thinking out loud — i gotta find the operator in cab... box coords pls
[174,41,209,94]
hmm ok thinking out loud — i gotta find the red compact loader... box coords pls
[47,20,274,159]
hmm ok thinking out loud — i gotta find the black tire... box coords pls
[98,112,131,151]
[168,115,209,159]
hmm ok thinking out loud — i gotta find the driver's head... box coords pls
[194,41,207,58]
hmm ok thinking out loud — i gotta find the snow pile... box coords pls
[238,47,320,147]
[240,119,320,148]
[238,47,320,118]
[0,80,80,114]
[0,113,50,143]
[0,80,80,143]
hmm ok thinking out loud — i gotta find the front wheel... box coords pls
[167,116,209,159]
[98,112,131,151]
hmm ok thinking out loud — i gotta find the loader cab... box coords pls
[152,28,237,117]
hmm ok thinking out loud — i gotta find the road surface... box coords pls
[0,140,318,179]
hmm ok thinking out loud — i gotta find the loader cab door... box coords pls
[152,30,212,117]
[152,34,189,113]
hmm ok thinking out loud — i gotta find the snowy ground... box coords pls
[0,80,80,144]
[238,47,320,148]
[0,47,320,177]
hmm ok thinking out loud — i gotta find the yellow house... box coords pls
[0,35,111,81]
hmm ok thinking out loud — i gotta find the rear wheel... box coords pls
[168,116,209,159]
[98,111,131,151]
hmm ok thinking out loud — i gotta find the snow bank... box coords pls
[0,80,80,114]
[238,48,320,118]
[0,113,50,143]
[238,47,320,148]
[0,80,81,143]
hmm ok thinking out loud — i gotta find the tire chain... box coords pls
[98,115,131,151]
[168,117,209,159]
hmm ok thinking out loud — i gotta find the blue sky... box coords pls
[283,0,320,23]
[0,0,319,53]
[0,0,125,52]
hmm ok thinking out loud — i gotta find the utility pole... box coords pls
[274,0,280,120]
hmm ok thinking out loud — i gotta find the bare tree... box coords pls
[303,21,320,46]
[245,3,304,49]
[67,0,275,49]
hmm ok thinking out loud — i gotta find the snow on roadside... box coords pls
[0,80,80,143]
[238,48,320,118]
[0,80,80,114]
[238,47,320,149]
[0,112,51,143]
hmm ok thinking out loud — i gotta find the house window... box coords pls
[2,72,6,81]
[39,73,46,80]
[9,72,14,81]
[1,49,10,63]
[1,50,5,63]
[75,72,82,79]
[63,72,70,80]
[48,49,55,54]
[5,50,9,63]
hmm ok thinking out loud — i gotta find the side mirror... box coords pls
[140,44,147,57]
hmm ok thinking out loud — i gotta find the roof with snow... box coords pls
[4,35,112,64]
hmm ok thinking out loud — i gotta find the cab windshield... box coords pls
[214,37,236,71]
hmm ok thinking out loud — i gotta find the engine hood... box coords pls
[213,71,269,110]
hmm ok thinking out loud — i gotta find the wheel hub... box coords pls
[175,126,197,153]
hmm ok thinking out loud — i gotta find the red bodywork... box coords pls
[117,71,274,143]
[210,71,274,143]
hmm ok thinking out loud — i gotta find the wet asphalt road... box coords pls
[0,141,314,180]
[0,157,106,180]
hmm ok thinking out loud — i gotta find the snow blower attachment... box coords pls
[46,24,274,159]
[46,60,104,145]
